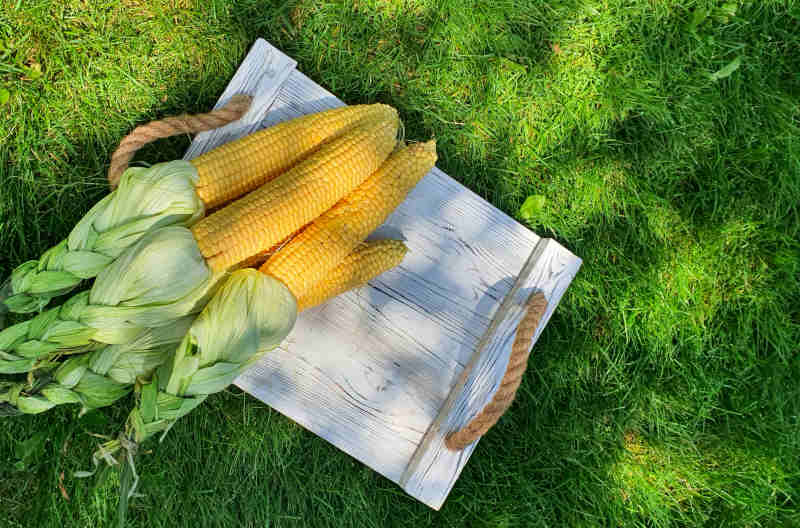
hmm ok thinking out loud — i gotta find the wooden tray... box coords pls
[184,39,582,510]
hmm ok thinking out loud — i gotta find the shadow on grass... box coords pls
[2,1,799,526]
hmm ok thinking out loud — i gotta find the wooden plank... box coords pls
[398,238,550,491]
[400,239,581,508]
[185,41,582,510]
[183,39,296,160]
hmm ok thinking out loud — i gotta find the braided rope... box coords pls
[445,292,548,451]
[107,94,252,188]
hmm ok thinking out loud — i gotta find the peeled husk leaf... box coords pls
[69,161,204,256]
[92,269,297,459]
[0,227,220,375]
[2,161,204,314]
[164,269,297,397]
[0,317,197,416]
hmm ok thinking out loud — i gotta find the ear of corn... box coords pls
[0,105,394,315]
[191,104,397,209]
[192,117,400,272]
[261,141,436,298]
[297,240,408,311]
[1,106,413,410]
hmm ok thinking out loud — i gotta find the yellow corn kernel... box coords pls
[192,117,400,272]
[191,104,397,209]
[296,240,408,311]
[235,227,304,270]
[261,141,436,297]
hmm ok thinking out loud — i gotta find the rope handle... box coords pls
[107,94,253,188]
[445,292,548,451]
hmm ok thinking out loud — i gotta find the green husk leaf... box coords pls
[80,273,224,337]
[68,194,115,251]
[10,261,39,293]
[28,308,60,339]
[69,223,218,346]
[139,375,158,423]
[0,358,37,374]
[166,269,297,397]
[0,320,31,349]
[42,320,96,347]
[0,382,18,403]
[62,251,115,279]
[92,161,202,235]
[168,354,200,396]
[40,385,82,405]
[39,240,68,270]
[90,226,211,308]
[2,293,48,314]
[74,371,131,409]
[107,346,171,384]
[183,362,243,396]
[28,271,80,295]
[55,356,90,387]
[88,345,128,377]
[15,340,59,359]
[91,316,194,382]
[67,161,203,255]
[130,407,147,443]
[16,395,57,414]
[59,291,90,321]
[154,391,205,422]
[82,322,146,347]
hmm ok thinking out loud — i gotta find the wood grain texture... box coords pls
[185,40,582,510]
[183,39,296,160]
[400,239,581,508]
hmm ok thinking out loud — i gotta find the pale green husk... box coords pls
[163,268,298,398]
[90,269,297,462]
[1,161,204,314]
[0,317,195,415]
[0,226,224,374]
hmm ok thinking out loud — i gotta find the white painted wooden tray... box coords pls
[184,39,581,510]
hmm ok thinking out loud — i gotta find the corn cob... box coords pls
[261,141,436,297]
[1,105,393,315]
[191,104,397,208]
[0,112,401,375]
[297,240,408,311]
[193,117,400,272]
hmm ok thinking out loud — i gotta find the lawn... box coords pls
[1,0,799,526]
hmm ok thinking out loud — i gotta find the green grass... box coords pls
[1,0,799,526]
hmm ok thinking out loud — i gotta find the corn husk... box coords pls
[0,317,194,415]
[90,269,296,459]
[1,161,203,314]
[0,226,222,374]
